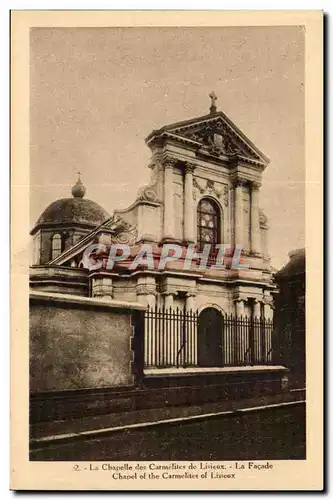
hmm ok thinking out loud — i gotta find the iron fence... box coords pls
[223,313,274,366]
[144,306,275,368]
[144,306,198,368]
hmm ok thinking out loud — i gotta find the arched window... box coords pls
[197,198,221,250]
[51,233,62,260]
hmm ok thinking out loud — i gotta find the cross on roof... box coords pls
[209,91,218,113]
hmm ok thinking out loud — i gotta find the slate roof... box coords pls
[31,197,110,234]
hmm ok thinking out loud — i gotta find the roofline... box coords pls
[145,110,270,165]
[145,111,217,142]
[30,197,111,235]
[47,215,127,266]
[30,220,101,236]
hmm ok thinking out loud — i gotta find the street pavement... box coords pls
[30,402,306,461]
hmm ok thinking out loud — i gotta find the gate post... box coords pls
[185,291,197,366]
[131,309,145,386]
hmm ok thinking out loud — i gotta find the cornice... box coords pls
[148,132,267,169]
[30,220,98,236]
[146,112,270,167]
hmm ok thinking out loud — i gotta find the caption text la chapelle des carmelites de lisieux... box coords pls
[72,461,274,480]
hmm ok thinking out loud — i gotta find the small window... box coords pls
[197,198,221,250]
[51,233,62,260]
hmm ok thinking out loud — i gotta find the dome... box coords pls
[31,175,110,234]
[32,197,110,232]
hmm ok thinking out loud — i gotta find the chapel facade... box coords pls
[30,96,276,347]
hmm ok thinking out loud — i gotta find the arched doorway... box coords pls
[197,307,223,367]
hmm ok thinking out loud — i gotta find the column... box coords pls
[163,292,175,366]
[251,182,261,255]
[146,293,156,309]
[264,299,273,363]
[264,303,273,320]
[235,299,246,364]
[91,275,113,300]
[253,299,261,319]
[184,163,195,243]
[143,292,155,367]
[230,298,246,364]
[263,291,273,319]
[163,158,175,241]
[137,204,144,242]
[136,281,156,368]
[185,291,197,366]
[253,299,262,365]
[185,293,195,312]
[234,180,244,247]
[164,293,174,310]
[235,299,245,316]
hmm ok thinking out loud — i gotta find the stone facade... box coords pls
[99,109,275,319]
[30,103,277,369]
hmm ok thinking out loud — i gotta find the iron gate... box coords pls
[144,306,275,369]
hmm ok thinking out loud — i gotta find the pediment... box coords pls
[174,118,246,157]
[146,112,269,165]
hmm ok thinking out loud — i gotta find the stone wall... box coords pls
[30,292,145,393]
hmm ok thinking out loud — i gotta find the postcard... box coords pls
[11,10,323,491]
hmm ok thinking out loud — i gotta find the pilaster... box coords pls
[162,157,177,242]
[251,181,261,255]
[253,298,261,319]
[136,278,157,308]
[163,291,176,310]
[234,179,246,247]
[185,289,197,311]
[263,294,274,320]
[183,162,196,244]
[90,273,113,300]
[235,298,245,316]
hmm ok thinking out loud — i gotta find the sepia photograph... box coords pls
[11,10,323,491]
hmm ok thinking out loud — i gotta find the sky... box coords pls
[30,26,305,270]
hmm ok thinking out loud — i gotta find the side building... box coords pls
[274,249,306,388]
